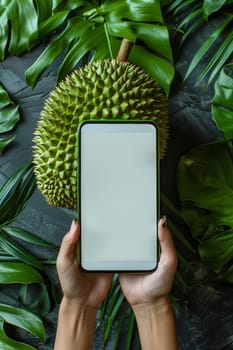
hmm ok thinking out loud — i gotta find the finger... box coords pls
[57,220,80,270]
[158,216,177,270]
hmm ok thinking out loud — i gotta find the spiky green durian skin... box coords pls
[33,59,169,210]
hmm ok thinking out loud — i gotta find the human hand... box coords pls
[56,220,113,309]
[119,216,177,308]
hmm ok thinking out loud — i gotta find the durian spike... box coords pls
[116,38,133,62]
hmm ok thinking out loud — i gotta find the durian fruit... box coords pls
[33,59,169,210]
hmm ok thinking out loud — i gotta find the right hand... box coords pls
[119,216,177,308]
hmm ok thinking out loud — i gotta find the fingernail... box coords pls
[161,215,167,228]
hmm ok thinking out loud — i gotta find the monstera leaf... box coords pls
[0,0,54,59]
[176,140,233,282]
[212,63,233,141]
[0,305,45,350]
[0,1,174,94]
[25,0,174,95]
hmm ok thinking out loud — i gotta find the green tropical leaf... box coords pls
[0,262,43,284]
[197,27,233,84]
[19,283,51,317]
[178,7,202,29]
[164,0,197,16]
[0,83,13,109]
[202,0,233,19]
[212,63,233,140]
[0,83,20,154]
[222,263,233,283]
[34,0,53,22]
[165,0,233,85]
[0,106,20,133]
[184,15,233,81]
[176,140,233,274]
[1,226,58,249]
[0,304,45,342]
[0,136,15,156]
[38,10,70,38]
[0,232,44,270]
[0,0,40,59]
[125,312,135,350]
[104,292,125,343]
[0,318,36,350]
[25,0,174,95]
[0,163,36,225]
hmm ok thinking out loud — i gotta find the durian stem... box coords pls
[117,39,133,62]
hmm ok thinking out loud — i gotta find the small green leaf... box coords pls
[0,304,45,342]
[0,262,43,284]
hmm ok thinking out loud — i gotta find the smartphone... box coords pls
[79,122,159,272]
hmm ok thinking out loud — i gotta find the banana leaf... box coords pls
[212,63,233,140]
[25,0,174,95]
[176,140,233,281]
[0,83,20,155]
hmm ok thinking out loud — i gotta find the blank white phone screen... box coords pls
[80,123,158,271]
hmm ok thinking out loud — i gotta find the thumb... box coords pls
[158,216,177,271]
[56,220,80,271]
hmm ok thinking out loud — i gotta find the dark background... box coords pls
[0,21,233,349]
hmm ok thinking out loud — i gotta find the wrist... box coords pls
[61,296,98,312]
[132,296,178,350]
[55,297,97,350]
[132,295,172,318]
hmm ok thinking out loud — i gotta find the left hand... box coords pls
[56,220,113,309]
